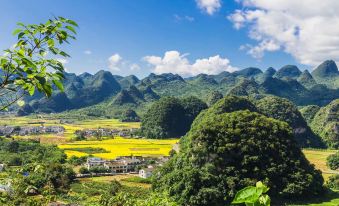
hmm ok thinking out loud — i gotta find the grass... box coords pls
[302,149,338,181]
[121,176,152,184]
[79,174,151,189]
[291,149,339,206]
[58,137,178,159]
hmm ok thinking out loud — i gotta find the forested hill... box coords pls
[17,60,339,115]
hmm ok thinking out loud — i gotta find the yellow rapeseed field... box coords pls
[59,137,179,159]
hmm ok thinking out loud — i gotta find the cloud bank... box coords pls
[143,50,237,77]
[229,0,339,66]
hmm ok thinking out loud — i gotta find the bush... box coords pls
[68,156,88,166]
[79,167,90,174]
[327,152,339,170]
[89,166,110,173]
[326,174,339,190]
[109,180,122,195]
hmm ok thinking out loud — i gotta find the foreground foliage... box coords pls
[0,17,77,111]
[232,181,271,206]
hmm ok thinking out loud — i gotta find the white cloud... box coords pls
[143,50,237,77]
[130,63,141,71]
[108,53,122,71]
[196,0,221,15]
[229,0,339,66]
[84,50,92,55]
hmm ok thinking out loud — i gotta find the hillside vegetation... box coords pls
[153,96,324,205]
[310,99,339,148]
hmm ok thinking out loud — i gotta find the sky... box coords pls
[0,0,338,77]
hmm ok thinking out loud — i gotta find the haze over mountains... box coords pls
[19,60,339,115]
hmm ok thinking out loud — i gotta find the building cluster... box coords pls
[0,125,65,136]
[75,128,138,138]
[85,156,169,178]
[85,156,141,173]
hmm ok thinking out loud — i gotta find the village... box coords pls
[79,155,170,179]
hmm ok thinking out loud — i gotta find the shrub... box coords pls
[326,174,339,190]
[89,166,110,173]
[79,167,90,174]
[327,152,339,170]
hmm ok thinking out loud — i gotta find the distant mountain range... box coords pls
[17,60,339,116]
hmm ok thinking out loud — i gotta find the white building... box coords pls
[85,158,106,169]
[139,168,154,178]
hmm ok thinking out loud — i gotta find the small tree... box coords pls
[0,17,77,110]
[327,152,339,170]
[326,174,339,190]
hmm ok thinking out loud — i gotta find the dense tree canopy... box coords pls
[206,91,223,106]
[155,111,324,204]
[120,109,140,122]
[0,138,66,166]
[140,96,207,138]
[255,96,325,148]
[299,105,321,125]
[310,99,339,148]
[153,96,324,206]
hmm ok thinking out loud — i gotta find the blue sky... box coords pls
[0,0,331,77]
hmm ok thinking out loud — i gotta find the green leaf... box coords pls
[65,25,76,34]
[59,51,70,57]
[12,28,22,35]
[256,181,269,193]
[65,19,79,27]
[42,83,52,97]
[47,39,55,47]
[28,86,35,96]
[18,32,25,39]
[232,186,261,204]
[52,80,64,92]
[259,194,271,206]
[17,100,25,107]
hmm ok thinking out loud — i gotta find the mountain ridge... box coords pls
[17,60,339,116]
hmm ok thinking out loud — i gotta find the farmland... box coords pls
[0,115,178,158]
[0,115,139,141]
[58,137,178,159]
[303,149,339,181]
